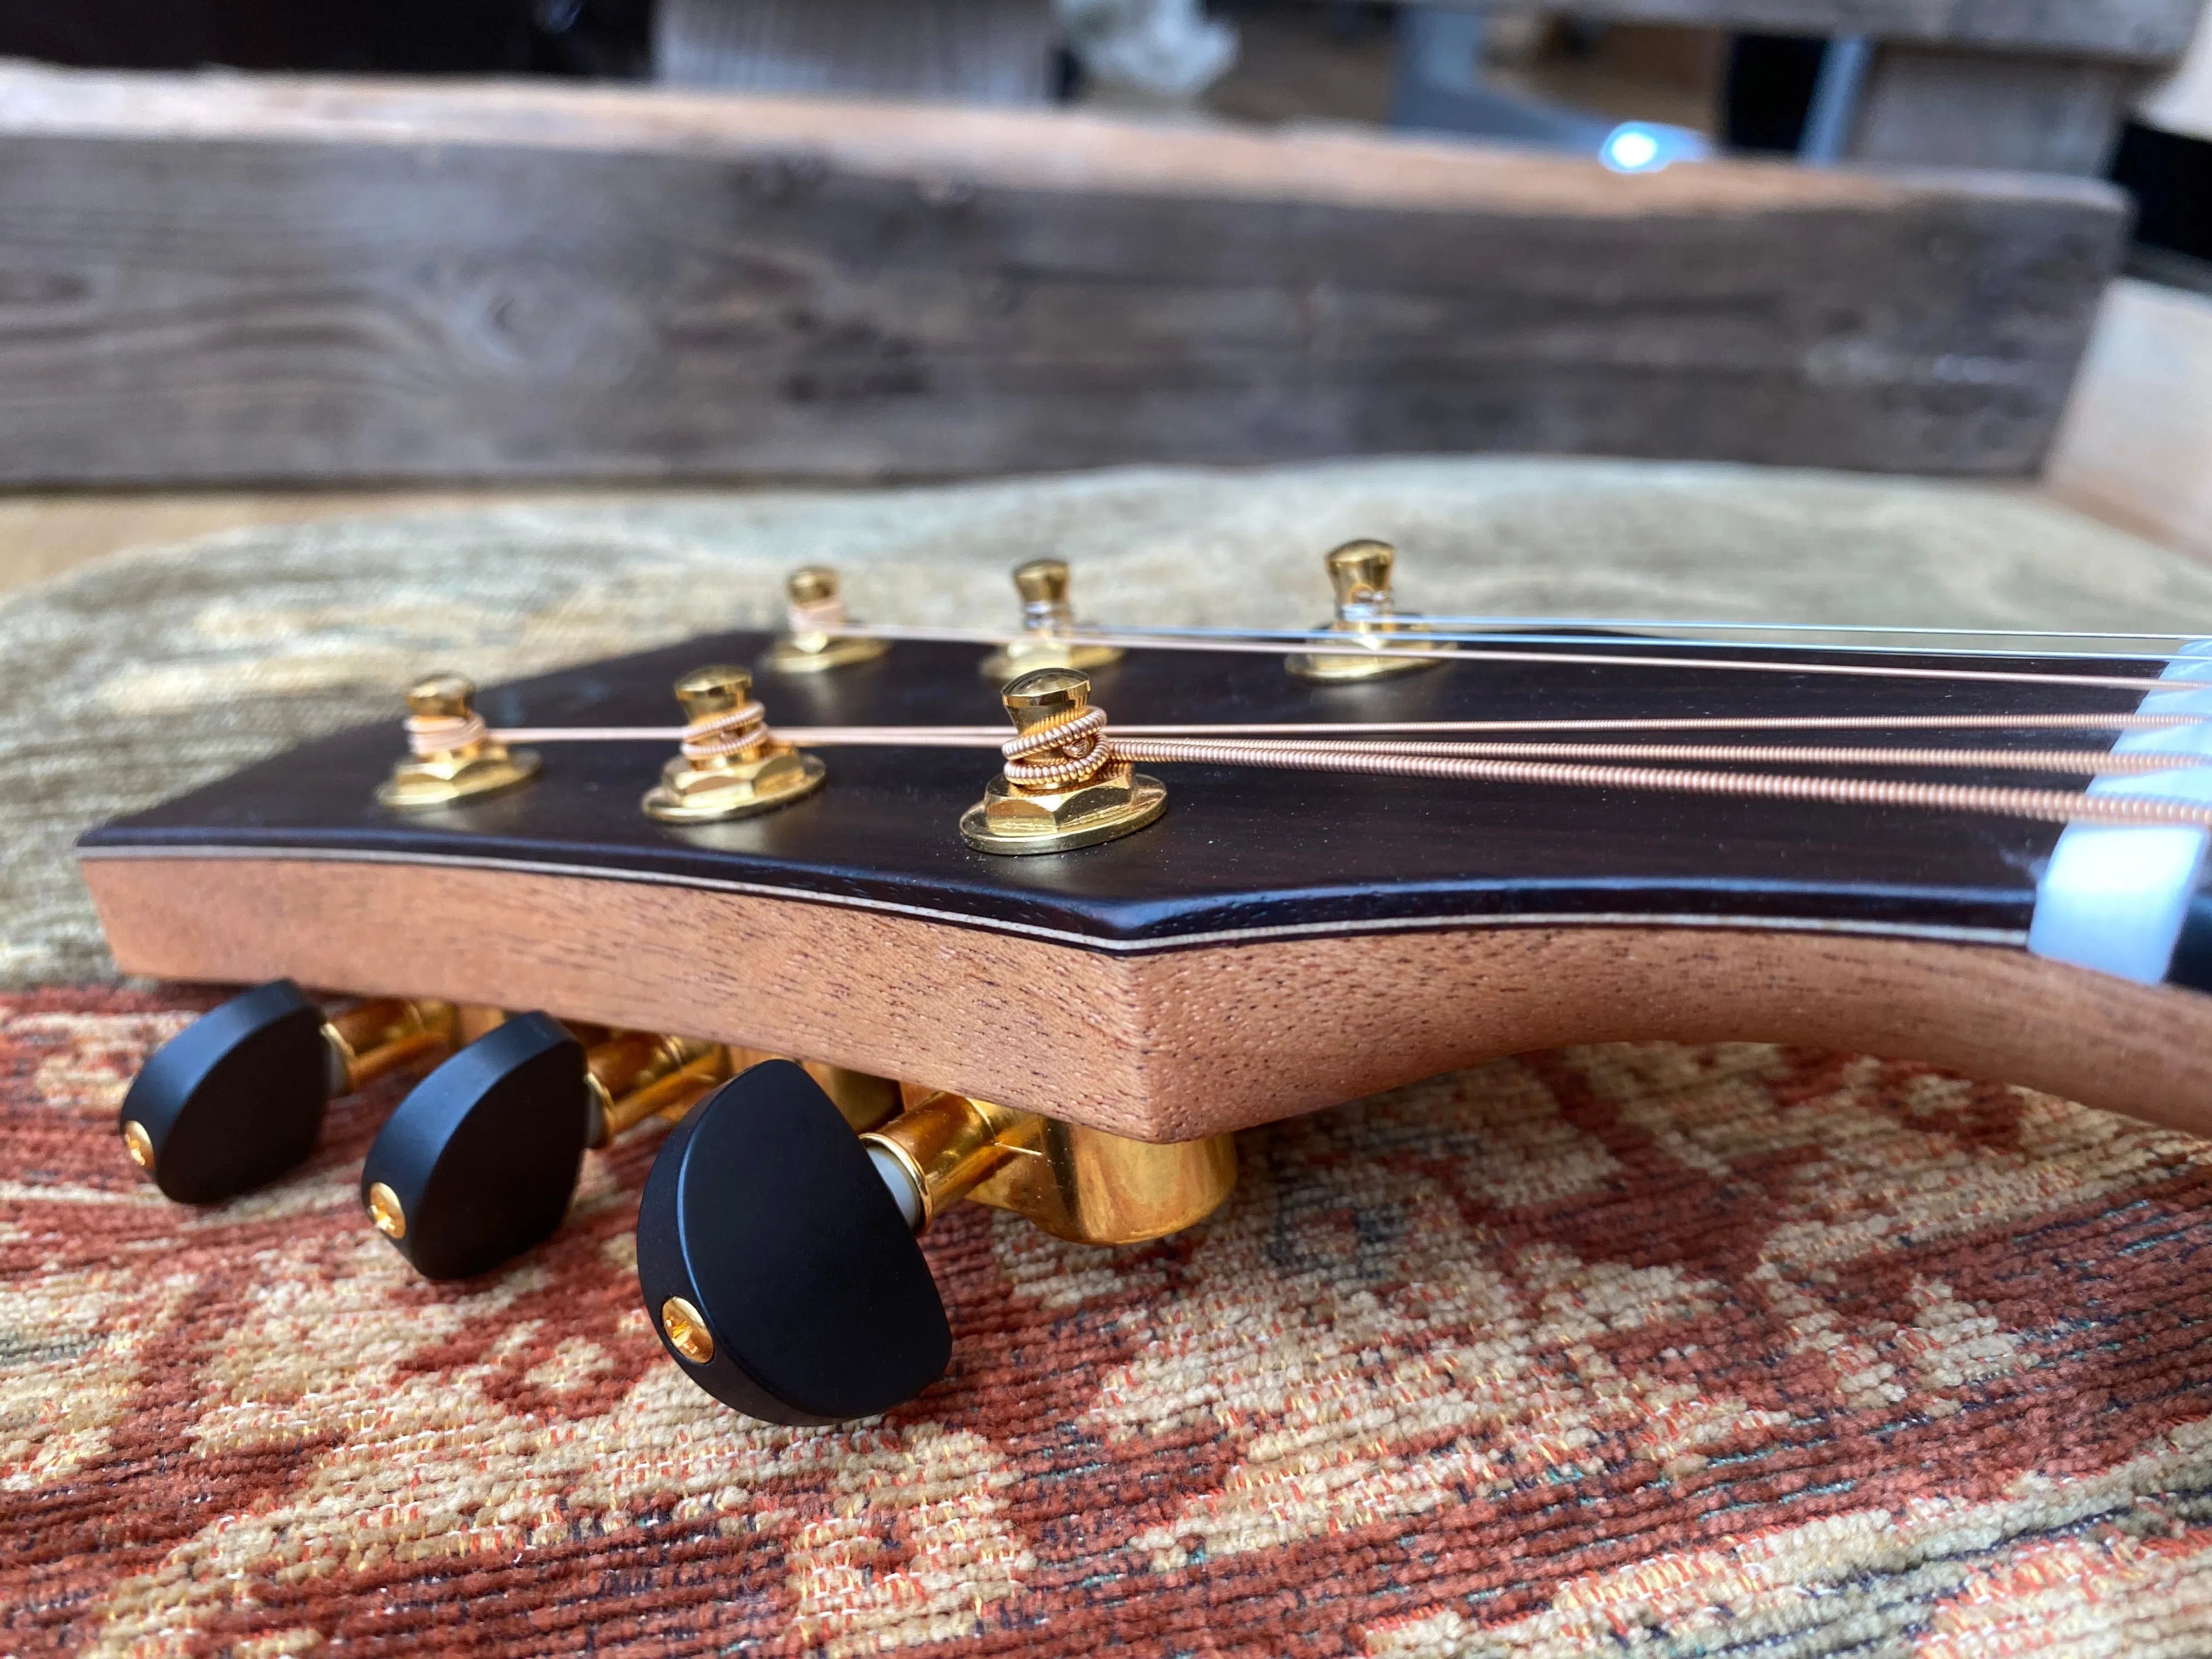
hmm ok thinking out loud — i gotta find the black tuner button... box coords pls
[120,979,333,1204]
[636,1059,951,1426]
[359,1013,590,1279]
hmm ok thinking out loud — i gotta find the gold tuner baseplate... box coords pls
[586,1032,731,1148]
[377,673,541,809]
[763,566,890,675]
[860,1091,1235,1245]
[959,668,1166,855]
[642,664,826,823]
[978,558,1124,681]
[1285,539,1444,682]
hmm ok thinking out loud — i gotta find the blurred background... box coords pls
[3,0,2211,581]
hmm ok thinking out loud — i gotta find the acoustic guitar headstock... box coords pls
[79,543,2212,1423]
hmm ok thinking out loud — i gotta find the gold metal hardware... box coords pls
[762,567,890,675]
[122,1119,154,1170]
[661,1296,715,1363]
[377,673,541,809]
[861,1091,1235,1244]
[1285,539,1444,682]
[585,1033,730,1148]
[320,998,462,1096]
[366,1181,407,1239]
[978,558,1124,681]
[959,668,1166,855]
[641,665,826,823]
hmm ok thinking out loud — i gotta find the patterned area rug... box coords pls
[7,989,2212,1655]
[9,461,2212,1653]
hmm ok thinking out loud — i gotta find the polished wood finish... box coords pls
[82,855,2212,1142]
[0,64,2124,482]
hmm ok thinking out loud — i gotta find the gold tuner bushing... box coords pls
[978,557,1124,681]
[1286,538,1443,682]
[642,664,826,823]
[376,672,541,809]
[959,667,1165,855]
[763,566,889,675]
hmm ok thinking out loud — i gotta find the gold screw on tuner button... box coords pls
[960,668,1166,854]
[1285,538,1443,682]
[376,672,541,810]
[978,558,1125,681]
[642,665,827,823]
[661,1296,715,1363]
[121,1119,154,1170]
[365,1181,408,1239]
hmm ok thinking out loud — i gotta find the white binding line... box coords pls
[2029,648,2212,984]
[76,842,2025,955]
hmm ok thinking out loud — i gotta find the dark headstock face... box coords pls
[80,625,2128,952]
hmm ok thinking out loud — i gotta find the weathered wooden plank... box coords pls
[0,65,2128,483]
[1849,45,2147,173]
[1514,0,2205,61]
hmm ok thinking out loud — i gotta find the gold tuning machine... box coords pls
[978,558,1124,681]
[960,668,1166,855]
[586,1032,731,1147]
[377,673,540,809]
[762,566,890,675]
[1285,539,1445,682]
[861,1091,1236,1245]
[642,665,826,823]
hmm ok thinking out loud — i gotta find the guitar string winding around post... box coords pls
[1000,703,1113,789]
[678,699,771,761]
[405,710,488,756]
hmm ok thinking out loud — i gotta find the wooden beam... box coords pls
[0,64,2129,484]
[1847,44,2147,173]
[1522,0,2205,63]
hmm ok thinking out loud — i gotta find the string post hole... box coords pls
[1287,539,1447,682]
[960,667,1166,854]
[377,672,540,810]
[978,558,1125,681]
[642,664,826,823]
[763,566,890,675]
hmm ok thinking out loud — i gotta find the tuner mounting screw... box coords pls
[960,668,1165,855]
[642,665,826,823]
[377,672,541,810]
[1286,539,1446,682]
[365,1181,408,1239]
[661,1296,715,1363]
[762,567,890,675]
[978,558,1124,682]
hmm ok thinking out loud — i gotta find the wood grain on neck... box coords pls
[83,854,2212,1144]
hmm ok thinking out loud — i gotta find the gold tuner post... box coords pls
[586,1032,731,1147]
[763,567,890,675]
[1285,538,1444,682]
[861,1091,1236,1245]
[978,557,1124,681]
[959,668,1165,855]
[377,672,541,809]
[642,664,826,823]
